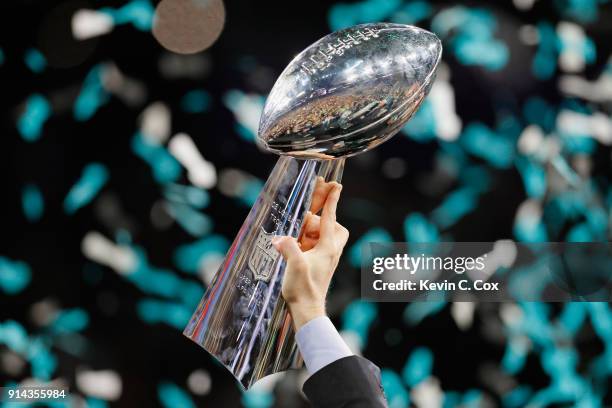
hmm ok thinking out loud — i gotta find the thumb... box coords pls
[272,236,303,263]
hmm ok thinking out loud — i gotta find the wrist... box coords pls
[287,302,326,331]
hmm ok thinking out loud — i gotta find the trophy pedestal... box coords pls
[184,156,344,388]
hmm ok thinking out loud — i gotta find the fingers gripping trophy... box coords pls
[184,22,442,388]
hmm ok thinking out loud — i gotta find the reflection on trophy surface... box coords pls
[184,22,442,388]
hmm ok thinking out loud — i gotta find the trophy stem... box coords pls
[184,156,345,389]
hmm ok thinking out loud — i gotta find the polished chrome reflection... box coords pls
[184,157,344,388]
[185,22,441,389]
[258,23,442,158]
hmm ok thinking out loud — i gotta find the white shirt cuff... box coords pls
[295,316,353,375]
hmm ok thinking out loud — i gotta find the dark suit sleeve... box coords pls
[303,355,388,407]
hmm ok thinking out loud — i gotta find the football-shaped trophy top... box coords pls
[257,23,442,159]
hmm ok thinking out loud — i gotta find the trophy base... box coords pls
[184,156,345,389]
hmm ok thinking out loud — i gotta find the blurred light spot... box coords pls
[390,1,432,25]
[186,369,211,395]
[222,90,265,142]
[431,7,508,70]
[17,94,51,142]
[557,110,612,146]
[341,300,377,348]
[102,63,147,107]
[81,231,138,274]
[477,240,517,280]
[52,308,89,334]
[158,381,195,408]
[451,302,475,331]
[559,56,612,102]
[24,48,47,73]
[328,0,401,30]
[523,97,557,133]
[403,301,445,326]
[517,125,544,155]
[518,24,539,45]
[181,90,211,113]
[72,9,115,40]
[0,350,26,377]
[64,163,109,214]
[198,253,224,285]
[101,0,155,31]
[381,158,406,179]
[140,102,171,144]
[348,228,392,267]
[77,369,122,401]
[138,299,191,329]
[153,0,225,54]
[164,201,213,237]
[22,184,44,222]
[218,168,263,206]
[404,213,439,243]
[516,157,546,198]
[513,0,536,10]
[532,22,558,80]
[0,257,31,295]
[557,22,595,73]
[402,347,433,387]
[158,53,211,79]
[381,369,410,408]
[513,199,547,242]
[74,64,110,121]
[30,299,59,327]
[554,0,600,23]
[503,385,533,408]
[411,377,443,408]
[461,122,515,168]
[431,187,478,229]
[164,183,209,208]
[173,234,229,274]
[132,132,182,183]
[168,132,217,189]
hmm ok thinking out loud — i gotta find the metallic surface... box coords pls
[185,22,441,389]
[258,23,442,158]
[184,157,344,388]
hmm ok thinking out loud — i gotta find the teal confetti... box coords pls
[17,94,51,142]
[349,228,392,267]
[64,163,109,214]
[74,65,110,122]
[342,300,377,347]
[51,308,89,333]
[173,234,230,273]
[138,299,192,329]
[381,369,410,408]
[402,347,433,387]
[24,48,46,73]
[22,184,44,222]
[158,381,196,408]
[404,213,439,242]
[181,90,211,113]
[131,132,182,183]
[0,257,32,295]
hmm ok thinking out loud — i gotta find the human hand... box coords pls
[272,179,349,330]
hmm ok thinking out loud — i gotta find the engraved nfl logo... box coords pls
[249,227,281,282]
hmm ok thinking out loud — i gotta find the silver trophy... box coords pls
[184,22,442,388]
